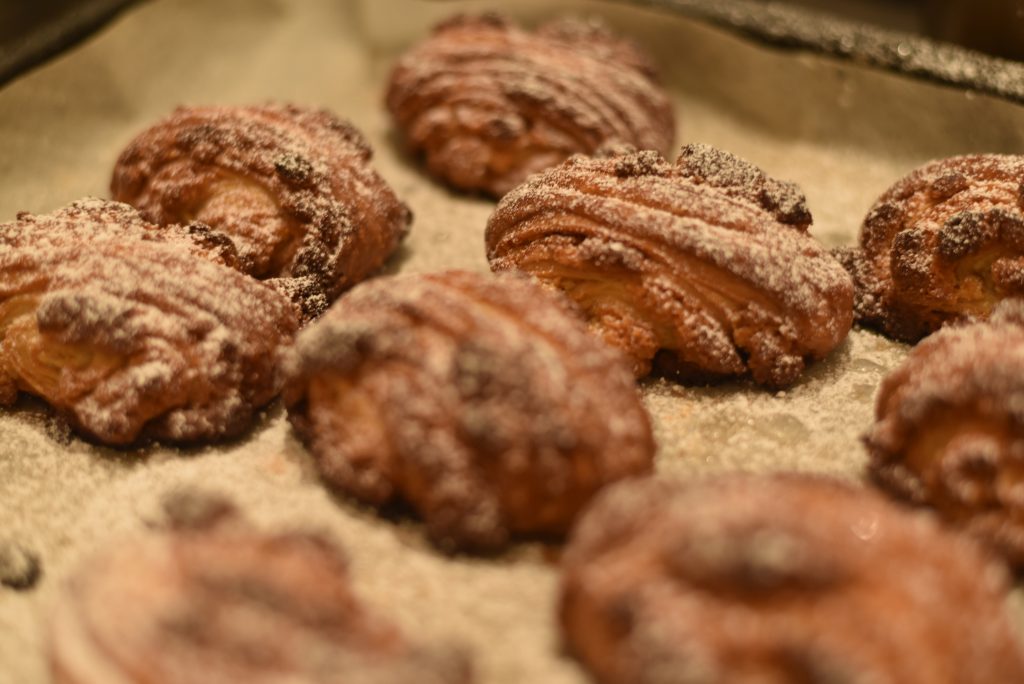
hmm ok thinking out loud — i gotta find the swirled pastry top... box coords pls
[486,144,854,387]
[867,299,1024,564]
[0,199,298,445]
[385,14,676,197]
[49,518,472,684]
[282,270,654,551]
[560,474,1024,684]
[839,154,1024,342]
[111,104,411,320]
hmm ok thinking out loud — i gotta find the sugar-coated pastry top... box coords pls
[486,143,854,387]
[49,509,472,684]
[386,14,676,197]
[867,298,1024,565]
[838,153,1024,342]
[560,473,1024,684]
[0,199,298,444]
[112,104,411,320]
[282,270,655,551]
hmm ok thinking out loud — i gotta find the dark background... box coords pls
[1,0,1021,88]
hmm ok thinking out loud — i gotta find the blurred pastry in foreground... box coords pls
[486,143,853,387]
[386,14,675,197]
[49,506,471,684]
[867,299,1024,565]
[0,199,298,445]
[837,154,1024,342]
[282,270,654,552]
[112,104,411,321]
[560,473,1024,684]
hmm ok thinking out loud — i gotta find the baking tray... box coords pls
[2,1,1024,682]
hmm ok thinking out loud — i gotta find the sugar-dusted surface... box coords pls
[111,104,412,319]
[2,1,1024,683]
[282,271,654,552]
[485,143,854,386]
[385,13,675,196]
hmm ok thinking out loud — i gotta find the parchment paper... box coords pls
[3,1,1024,682]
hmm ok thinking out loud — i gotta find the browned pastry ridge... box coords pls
[282,270,655,552]
[837,154,1024,342]
[560,474,1024,684]
[48,506,472,684]
[866,298,1024,565]
[486,143,854,387]
[111,104,411,320]
[385,14,676,198]
[0,199,298,445]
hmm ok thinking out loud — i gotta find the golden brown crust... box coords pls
[385,14,675,198]
[866,299,1024,565]
[48,511,472,684]
[560,474,1024,684]
[282,270,655,552]
[111,104,411,321]
[839,154,1024,342]
[0,199,298,445]
[486,144,853,387]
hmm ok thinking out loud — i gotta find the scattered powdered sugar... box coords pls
[5,2,1024,683]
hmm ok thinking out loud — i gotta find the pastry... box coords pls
[560,473,1024,684]
[111,104,411,321]
[48,504,471,684]
[837,154,1024,342]
[0,199,298,445]
[867,298,1024,564]
[385,14,675,197]
[282,270,654,552]
[486,143,854,387]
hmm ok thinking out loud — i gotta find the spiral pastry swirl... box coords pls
[112,104,411,321]
[867,299,1024,565]
[0,199,298,445]
[838,154,1024,342]
[486,144,854,387]
[385,14,675,197]
[560,474,1024,684]
[282,270,654,552]
[49,509,472,684]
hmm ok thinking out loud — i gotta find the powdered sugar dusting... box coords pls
[283,270,653,551]
[5,1,1024,683]
[842,153,1024,342]
[865,300,1024,564]
[50,517,472,684]
[0,200,298,444]
[562,473,1024,683]
[112,104,411,320]
[486,145,853,386]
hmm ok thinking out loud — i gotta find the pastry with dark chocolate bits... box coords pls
[560,473,1024,684]
[486,143,853,387]
[111,104,411,321]
[0,199,298,445]
[837,154,1024,342]
[867,298,1024,565]
[386,14,675,197]
[282,270,654,552]
[48,512,471,684]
